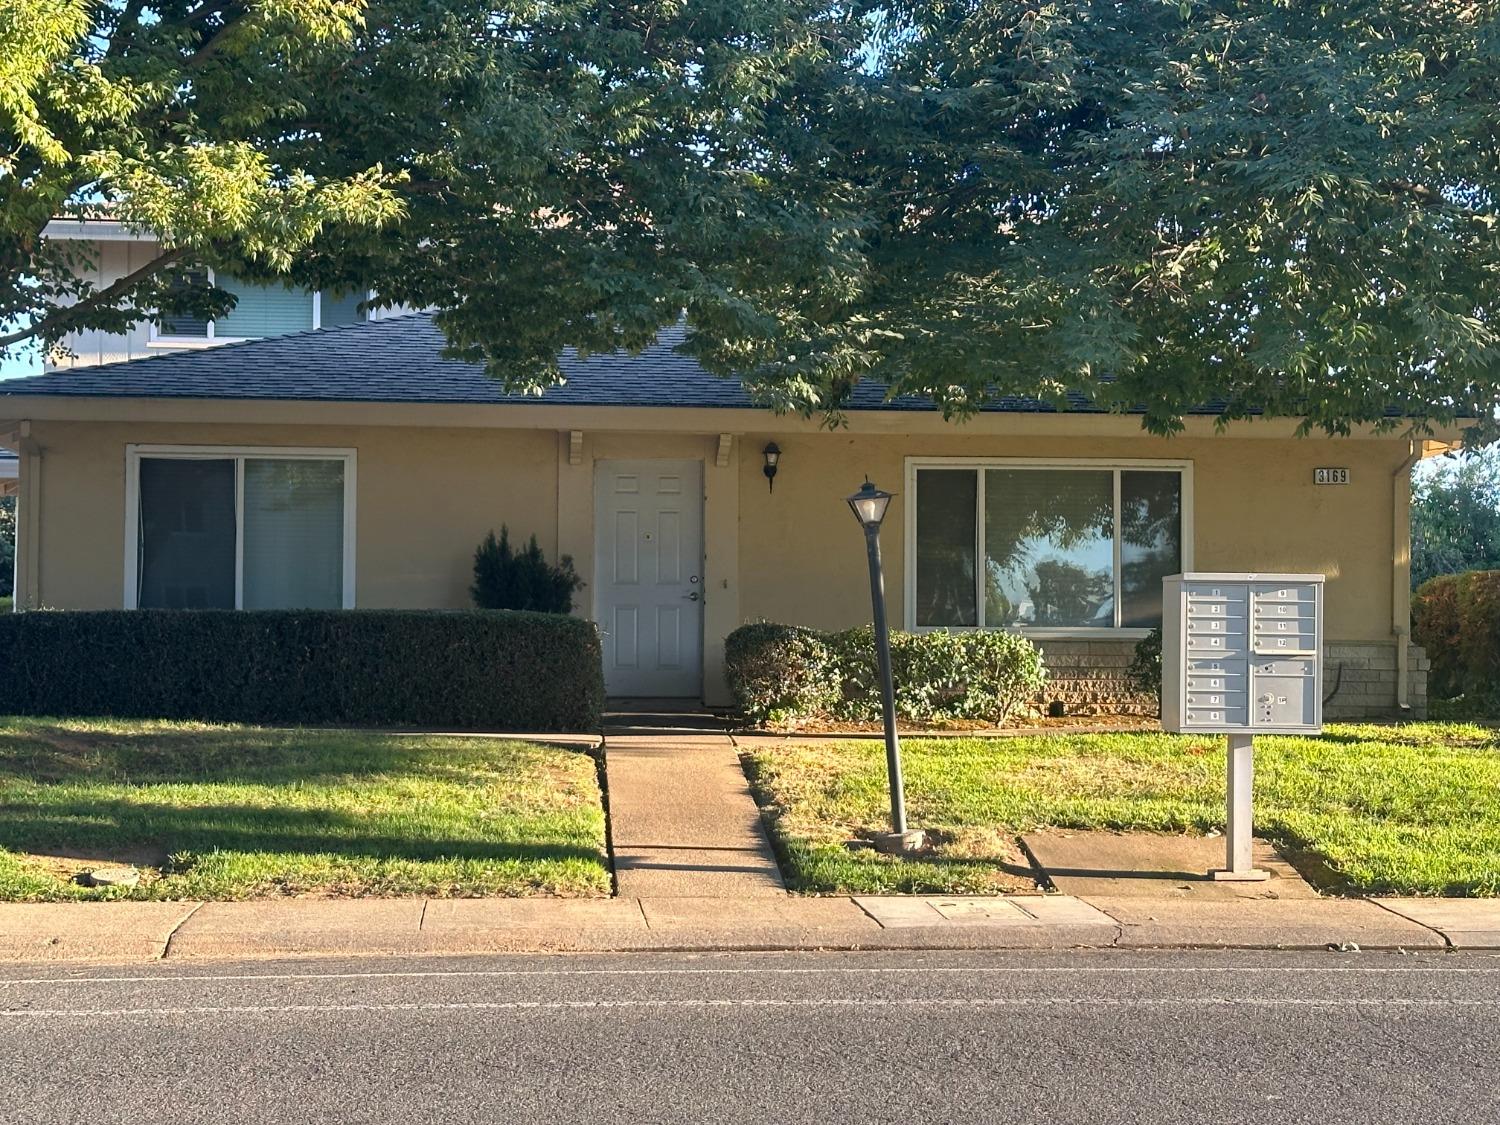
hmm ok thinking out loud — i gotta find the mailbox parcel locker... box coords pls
[1162,573,1324,735]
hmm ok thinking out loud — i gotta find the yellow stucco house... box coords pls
[0,298,1455,717]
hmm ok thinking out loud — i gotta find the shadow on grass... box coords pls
[0,723,558,788]
[1282,727,1500,751]
[0,800,602,866]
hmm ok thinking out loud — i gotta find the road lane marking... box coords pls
[4,997,1499,1018]
[2,963,1496,988]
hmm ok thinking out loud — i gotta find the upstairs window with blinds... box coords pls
[154,273,370,341]
[130,449,354,610]
[158,268,212,338]
[215,277,315,339]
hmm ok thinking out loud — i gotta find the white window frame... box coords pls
[148,268,245,349]
[148,273,371,348]
[903,456,1195,639]
[311,289,378,330]
[123,444,358,609]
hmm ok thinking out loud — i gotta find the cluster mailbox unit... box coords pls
[1161,573,1324,879]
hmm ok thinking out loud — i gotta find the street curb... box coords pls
[0,893,1494,966]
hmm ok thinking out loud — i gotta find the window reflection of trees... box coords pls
[915,470,977,626]
[917,467,1183,630]
[246,460,343,512]
[1120,472,1182,627]
[985,470,1114,628]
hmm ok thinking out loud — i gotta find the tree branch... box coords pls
[0,247,189,351]
[185,0,236,26]
[107,0,149,55]
[1382,180,1459,211]
[185,8,248,68]
[404,178,455,196]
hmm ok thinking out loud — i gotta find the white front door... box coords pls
[594,459,705,697]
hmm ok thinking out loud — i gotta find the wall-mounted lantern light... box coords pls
[762,443,782,493]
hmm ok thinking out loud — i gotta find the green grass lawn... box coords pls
[742,722,1500,897]
[0,717,610,901]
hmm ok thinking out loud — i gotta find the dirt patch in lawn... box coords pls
[20,843,170,887]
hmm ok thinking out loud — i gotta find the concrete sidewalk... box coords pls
[603,708,786,898]
[2,894,1495,964]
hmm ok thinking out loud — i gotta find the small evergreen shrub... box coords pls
[0,609,604,731]
[725,622,1046,726]
[1413,571,1500,706]
[1128,627,1163,700]
[472,526,583,613]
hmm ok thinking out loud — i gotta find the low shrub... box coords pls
[724,623,839,725]
[0,609,604,731]
[472,526,583,613]
[1127,627,1163,700]
[1413,571,1500,705]
[725,622,1045,726]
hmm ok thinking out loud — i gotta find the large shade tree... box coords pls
[1412,447,1500,588]
[5,0,1499,440]
[1,0,857,360]
[695,0,1500,437]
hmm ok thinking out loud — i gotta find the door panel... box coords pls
[612,607,639,669]
[595,460,704,697]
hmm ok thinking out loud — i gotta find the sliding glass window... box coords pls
[911,463,1185,632]
[132,450,353,610]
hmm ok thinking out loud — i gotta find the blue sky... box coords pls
[0,351,41,380]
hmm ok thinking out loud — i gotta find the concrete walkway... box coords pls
[602,707,786,898]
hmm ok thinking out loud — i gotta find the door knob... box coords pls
[685,591,700,601]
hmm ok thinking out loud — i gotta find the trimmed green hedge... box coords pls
[0,610,604,731]
[725,622,1046,726]
[1413,571,1500,706]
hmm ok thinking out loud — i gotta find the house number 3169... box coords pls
[1314,467,1350,485]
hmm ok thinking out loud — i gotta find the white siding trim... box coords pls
[149,267,333,348]
[122,448,139,608]
[232,457,245,609]
[1111,469,1124,629]
[341,452,358,608]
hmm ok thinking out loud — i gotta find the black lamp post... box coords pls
[846,479,923,853]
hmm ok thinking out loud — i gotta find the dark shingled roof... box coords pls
[0,312,1191,414]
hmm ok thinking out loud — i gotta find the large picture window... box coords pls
[126,447,355,610]
[908,460,1188,633]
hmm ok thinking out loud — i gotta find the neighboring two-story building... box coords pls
[0,220,1452,715]
[40,217,410,369]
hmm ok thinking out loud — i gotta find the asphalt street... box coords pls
[1,948,1496,1125]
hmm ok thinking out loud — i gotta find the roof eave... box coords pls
[0,393,1442,441]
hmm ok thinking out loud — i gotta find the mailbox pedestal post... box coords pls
[1212,733,1268,881]
[1162,572,1324,883]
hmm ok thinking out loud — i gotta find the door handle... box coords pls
[684,591,700,601]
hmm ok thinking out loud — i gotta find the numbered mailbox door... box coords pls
[1251,583,1318,656]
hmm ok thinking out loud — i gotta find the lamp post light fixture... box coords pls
[762,443,781,492]
[846,479,924,854]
